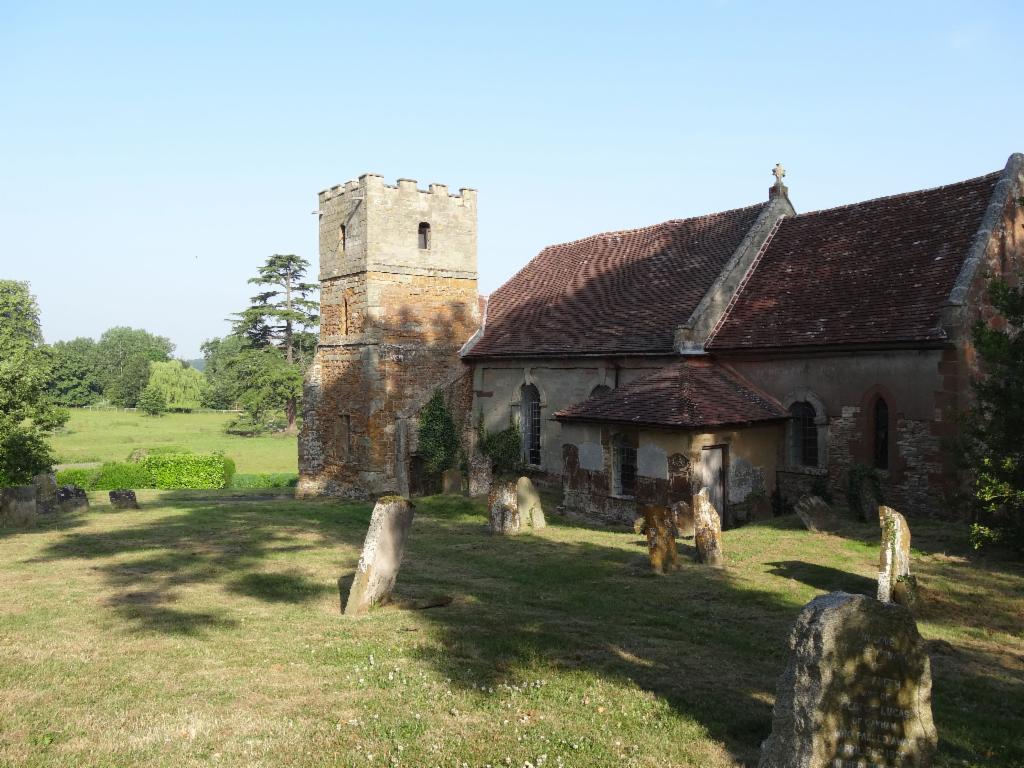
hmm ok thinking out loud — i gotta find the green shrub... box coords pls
[479,418,522,478]
[418,389,460,475]
[140,452,235,489]
[231,472,299,489]
[137,384,167,416]
[55,467,99,489]
[56,462,157,490]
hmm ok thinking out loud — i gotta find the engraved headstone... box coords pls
[344,496,416,616]
[878,506,913,605]
[56,485,89,513]
[673,499,695,537]
[794,495,836,533]
[693,488,724,567]
[442,468,463,495]
[108,489,139,510]
[32,473,58,514]
[468,453,492,497]
[0,486,37,528]
[759,592,937,768]
[487,479,520,535]
[642,505,679,574]
[516,476,546,530]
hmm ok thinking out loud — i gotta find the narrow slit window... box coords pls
[521,384,541,466]
[418,222,431,249]
[874,398,889,470]
[339,224,346,251]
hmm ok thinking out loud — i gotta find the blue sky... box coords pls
[2,1,1021,357]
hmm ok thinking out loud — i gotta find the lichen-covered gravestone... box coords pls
[108,489,139,509]
[516,476,546,530]
[488,479,520,534]
[344,496,416,616]
[672,499,695,537]
[877,506,913,605]
[759,592,937,768]
[794,495,835,533]
[642,505,679,574]
[56,485,89,513]
[693,488,724,567]
[32,473,58,515]
[0,486,37,528]
[468,453,492,497]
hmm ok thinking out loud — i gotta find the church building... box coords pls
[300,155,1024,524]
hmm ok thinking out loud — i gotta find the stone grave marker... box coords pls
[57,485,89,513]
[673,499,695,537]
[642,505,679,574]
[442,468,463,495]
[794,495,836,533]
[32,473,58,515]
[693,488,724,567]
[468,453,492,497]
[0,486,37,528]
[516,476,546,530]
[878,506,914,606]
[344,496,416,616]
[108,489,139,509]
[759,591,937,768]
[488,479,520,535]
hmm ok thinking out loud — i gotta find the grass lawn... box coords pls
[0,494,1021,767]
[50,409,297,474]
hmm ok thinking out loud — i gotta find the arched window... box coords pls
[873,397,889,470]
[339,224,347,251]
[790,401,818,467]
[521,384,541,466]
[418,222,431,250]
[590,384,612,398]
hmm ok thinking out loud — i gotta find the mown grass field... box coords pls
[50,409,297,474]
[0,493,1021,767]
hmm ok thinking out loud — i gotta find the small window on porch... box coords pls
[613,434,638,497]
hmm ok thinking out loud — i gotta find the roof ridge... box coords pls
[789,169,1002,220]
[535,201,766,252]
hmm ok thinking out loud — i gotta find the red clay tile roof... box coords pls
[554,359,788,429]
[707,171,1002,351]
[466,204,766,357]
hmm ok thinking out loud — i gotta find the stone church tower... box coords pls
[298,174,479,498]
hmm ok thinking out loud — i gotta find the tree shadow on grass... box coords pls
[765,560,876,596]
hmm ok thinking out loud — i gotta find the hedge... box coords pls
[141,453,235,490]
[231,472,299,489]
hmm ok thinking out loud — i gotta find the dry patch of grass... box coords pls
[0,493,1021,767]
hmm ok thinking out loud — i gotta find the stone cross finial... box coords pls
[772,163,786,185]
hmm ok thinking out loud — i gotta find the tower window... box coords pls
[339,224,346,251]
[873,397,890,470]
[521,384,541,466]
[418,222,431,250]
[789,401,819,467]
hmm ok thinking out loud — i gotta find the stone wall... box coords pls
[299,175,480,499]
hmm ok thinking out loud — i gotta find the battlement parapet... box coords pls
[319,174,477,206]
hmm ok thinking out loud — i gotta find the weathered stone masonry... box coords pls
[298,175,480,499]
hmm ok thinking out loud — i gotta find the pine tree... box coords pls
[233,255,319,433]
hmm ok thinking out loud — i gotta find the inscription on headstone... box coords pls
[759,592,937,768]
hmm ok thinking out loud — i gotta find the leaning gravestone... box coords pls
[516,476,546,530]
[108,489,139,510]
[794,495,836,533]
[878,506,913,606]
[673,499,695,537]
[488,479,520,535]
[57,485,89,513]
[642,505,679,574]
[0,486,37,528]
[759,592,937,768]
[32,473,58,515]
[344,496,416,616]
[693,488,724,567]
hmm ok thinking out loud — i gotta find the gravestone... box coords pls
[673,499,695,537]
[468,453,492,497]
[488,479,520,534]
[344,496,416,616]
[57,485,89,513]
[442,468,463,495]
[878,506,913,606]
[794,495,836,533]
[0,486,37,527]
[32,473,58,515]
[108,489,139,509]
[693,488,724,567]
[516,476,546,530]
[642,505,679,574]
[759,592,937,768]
